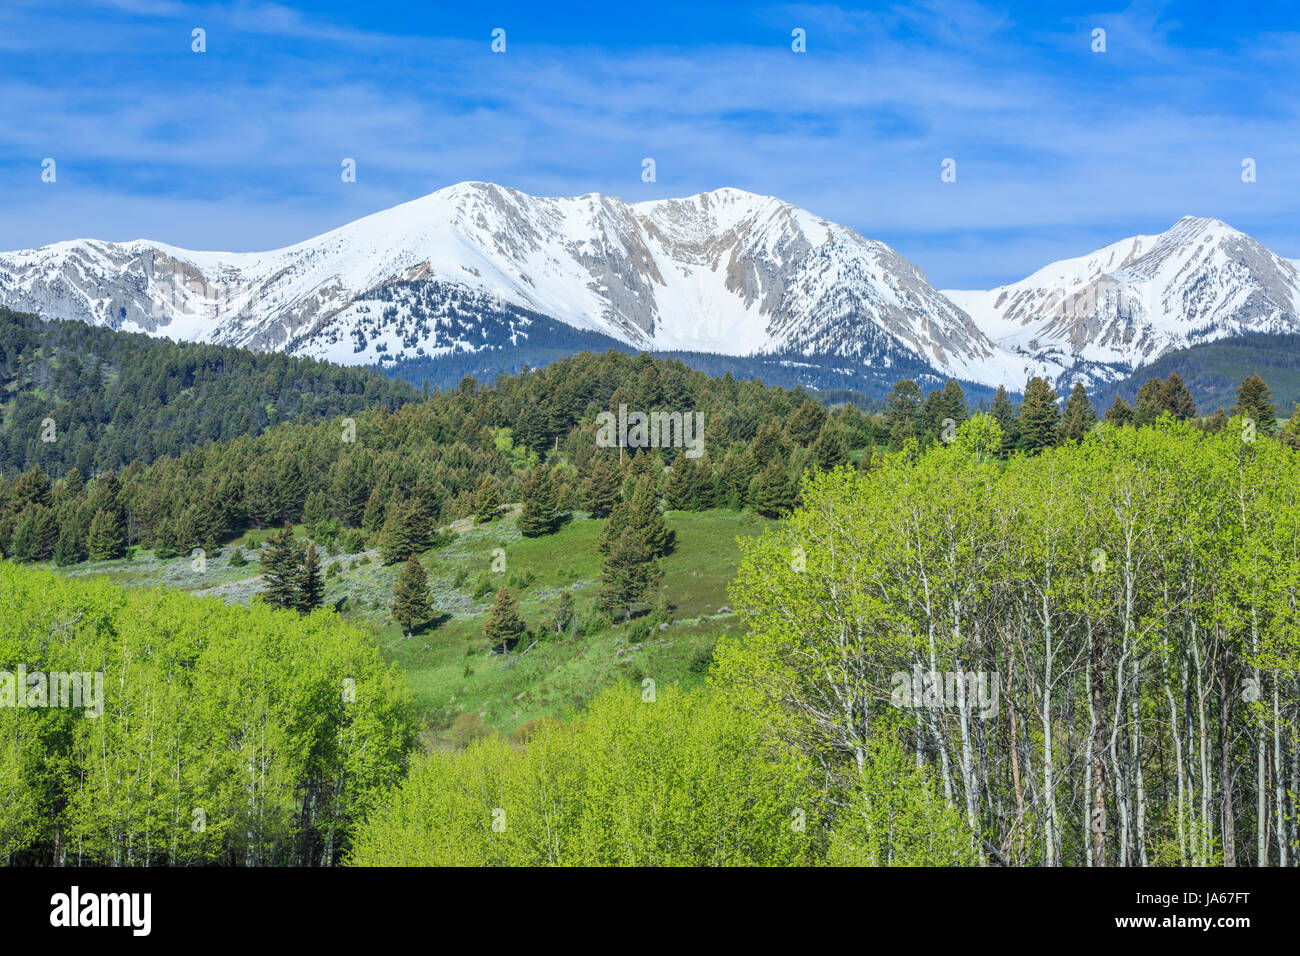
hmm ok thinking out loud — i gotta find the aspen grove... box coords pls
[717,414,1300,867]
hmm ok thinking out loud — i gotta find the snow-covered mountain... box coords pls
[0,182,1006,386]
[943,216,1300,388]
[2,186,1297,393]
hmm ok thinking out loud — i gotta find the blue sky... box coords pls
[1,0,1298,287]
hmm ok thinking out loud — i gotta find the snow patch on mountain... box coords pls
[3,188,1298,393]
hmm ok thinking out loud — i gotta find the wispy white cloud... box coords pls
[0,0,1297,286]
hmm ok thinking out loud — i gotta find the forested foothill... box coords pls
[3,308,1299,866]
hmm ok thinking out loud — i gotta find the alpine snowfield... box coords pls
[3,184,1298,391]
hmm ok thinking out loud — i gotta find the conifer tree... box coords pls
[627,477,674,558]
[260,525,302,611]
[884,379,923,448]
[86,508,125,561]
[1159,372,1197,421]
[483,587,526,653]
[597,528,662,622]
[1133,378,1165,427]
[172,507,198,555]
[303,491,329,528]
[153,518,178,559]
[53,522,84,567]
[662,452,695,510]
[294,544,325,614]
[1057,382,1097,443]
[1280,403,1300,450]
[940,379,968,429]
[361,488,386,533]
[1106,396,1134,426]
[1017,377,1060,453]
[787,399,828,446]
[750,421,789,463]
[581,454,622,518]
[1203,407,1229,434]
[378,500,422,565]
[391,555,432,636]
[688,454,718,509]
[598,500,631,555]
[10,505,57,562]
[11,467,52,511]
[718,446,758,510]
[811,427,848,470]
[194,484,227,552]
[1231,373,1276,432]
[518,466,559,537]
[754,459,797,518]
[473,476,501,524]
[990,385,1019,455]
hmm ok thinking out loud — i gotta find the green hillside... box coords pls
[1097,332,1300,415]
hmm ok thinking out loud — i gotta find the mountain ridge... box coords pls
[3,184,1298,392]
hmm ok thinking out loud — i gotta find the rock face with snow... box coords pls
[943,217,1300,388]
[2,186,1297,392]
[0,183,1002,383]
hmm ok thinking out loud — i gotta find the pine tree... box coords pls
[294,544,325,614]
[391,555,432,636]
[754,460,797,518]
[1106,396,1134,426]
[483,588,527,653]
[581,454,622,518]
[990,385,1019,455]
[627,477,674,558]
[518,466,559,537]
[1017,377,1060,453]
[378,500,422,565]
[811,426,848,470]
[86,508,125,561]
[598,499,631,555]
[662,452,695,510]
[153,518,179,559]
[53,522,84,567]
[303,491,329,527]
[172,507,198,555]
[597,528,662,622]
[1159,373,1197,421]
[884,379,923,448]
[193,483,227,552]
[1057,382,1097,443]
[10,505,57,562]
[260,525,302,611]
[473,476,501,524]
[361,487,386,533]
[1231,373,1276,432]
[787,399,828,446]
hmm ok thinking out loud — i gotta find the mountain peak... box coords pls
[2,185,1297,396]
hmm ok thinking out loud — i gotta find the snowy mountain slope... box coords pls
[943,217,1300,388]
[3,188,1298,393]
[0,182,1005,384]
